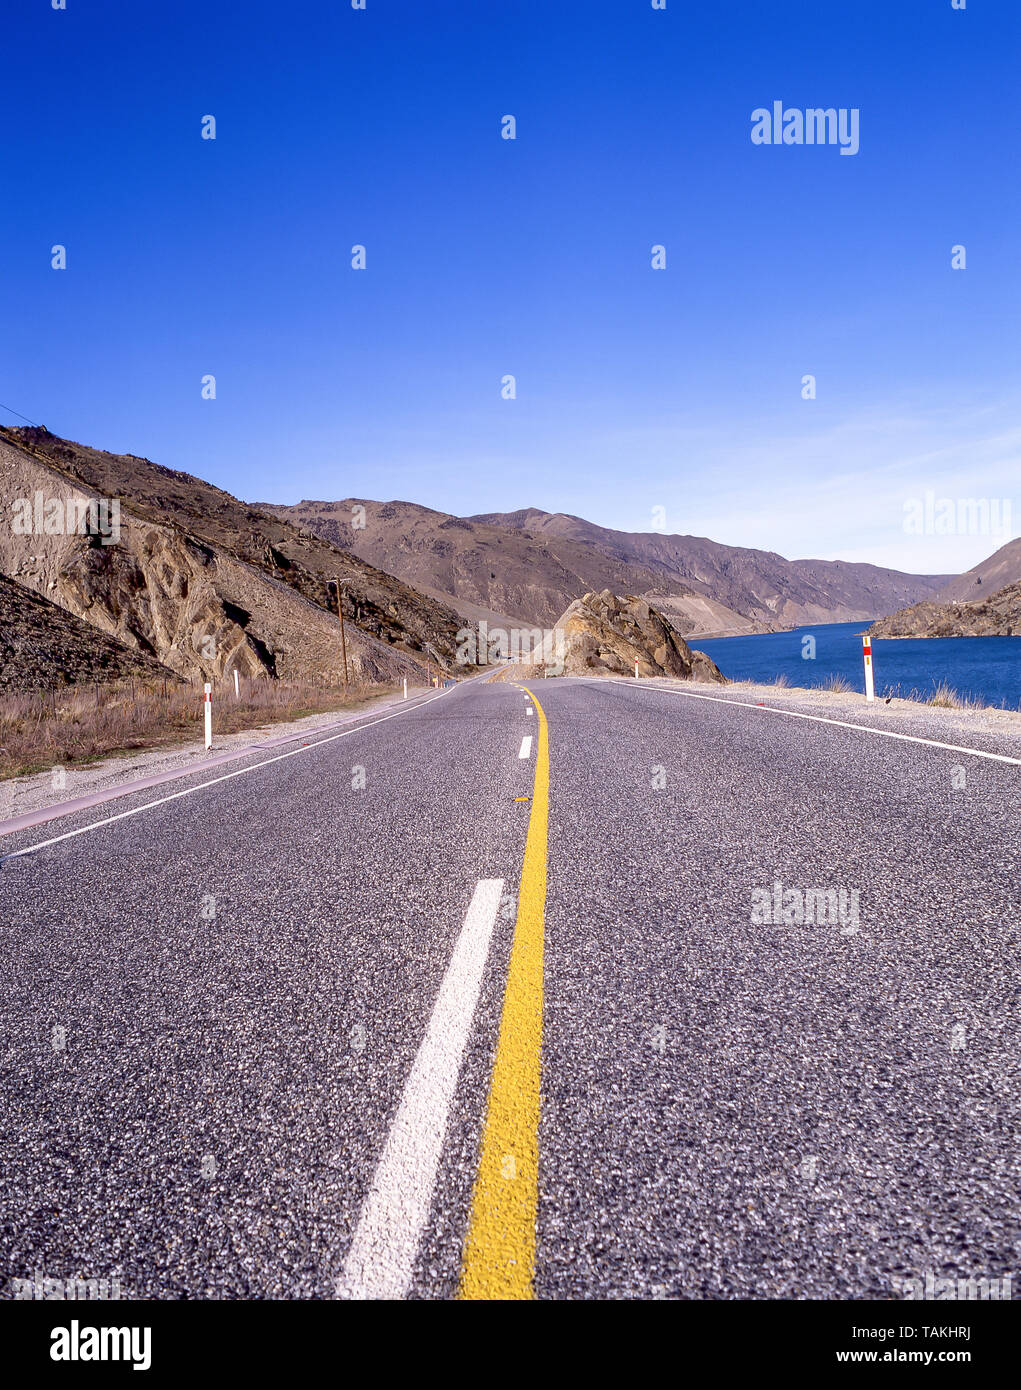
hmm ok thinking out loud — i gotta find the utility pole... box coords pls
[332,580,349,694]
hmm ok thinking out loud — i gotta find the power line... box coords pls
[0,402,40,426]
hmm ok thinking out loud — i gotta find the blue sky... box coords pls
[2,0,1018,574]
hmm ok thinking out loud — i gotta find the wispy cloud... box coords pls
[601,398,1020,572]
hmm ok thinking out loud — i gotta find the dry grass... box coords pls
[918,680,989,710]
[0,675,408,781]
[923,680,962,708]
[817,673,854,694]
[702,674,1008,712]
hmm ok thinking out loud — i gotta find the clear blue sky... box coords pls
[2,0,1018,573]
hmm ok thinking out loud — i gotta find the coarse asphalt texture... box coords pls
[0,675,1018,1299]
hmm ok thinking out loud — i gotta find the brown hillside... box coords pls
[551,590,727,681]
[936,537,1021,603]
[1,427,464,683]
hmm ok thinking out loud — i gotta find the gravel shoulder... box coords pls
[615,675,1021,762]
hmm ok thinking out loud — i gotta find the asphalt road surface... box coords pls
[1,675,1018,1300]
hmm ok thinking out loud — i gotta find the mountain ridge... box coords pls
[259,497,953,635]
[935,535,1021,603]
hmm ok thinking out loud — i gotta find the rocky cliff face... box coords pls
[0,428,463,686]
[0,573,172,690]
[867,581,1021,638]
[551,590,727,681]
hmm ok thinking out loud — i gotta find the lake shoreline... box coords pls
[691,619,1020,712]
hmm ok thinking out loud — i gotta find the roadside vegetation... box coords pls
[0,676,406,782]
[729,675,1016,712]
[919,680,988,710]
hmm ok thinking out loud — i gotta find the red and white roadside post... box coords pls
[233,669,240,700]
[204,682,213,749]
[635,658,640,679]
[862,635,875,703]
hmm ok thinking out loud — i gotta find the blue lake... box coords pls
[692,620,1021,710]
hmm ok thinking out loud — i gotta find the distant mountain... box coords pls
[0,428,463,686]
[254,497,738,632]
[868,580,1021,639]
[871,535,1021,637]
[260,498,953,635]
[935,536,1021,603]
[473,508,954,628]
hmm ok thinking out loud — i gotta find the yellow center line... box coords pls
[459,683,550,1300]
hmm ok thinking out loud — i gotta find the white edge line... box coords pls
[621,680,1021,767]
[518,735,533,759]
[1,685,457,861]
[336,877,505,1300]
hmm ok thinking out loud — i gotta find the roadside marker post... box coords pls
[203,682,212,749]
[635,659,639,679]
[862,635,875,703]
[233,669,240,700]
[403,677,407,701]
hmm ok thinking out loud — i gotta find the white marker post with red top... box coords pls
[862,635,875,703]
[204,682,213,748]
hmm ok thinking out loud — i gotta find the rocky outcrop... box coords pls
[868,581,1021,638]
[0,573,173,690]
[551,590,727,681]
